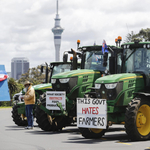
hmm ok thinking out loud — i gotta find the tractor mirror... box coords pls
[72,56,77,70]
[41,65,44,73]
[50,65,53,69]
[81,53,85,69]
[103,52,108,67]
[63,54,68,63]
[109,57,115,74]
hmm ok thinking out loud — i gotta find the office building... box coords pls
[11,57,29,80]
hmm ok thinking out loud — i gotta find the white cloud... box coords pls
[0,0,150,72]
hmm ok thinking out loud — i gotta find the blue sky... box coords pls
[0,0,150,72]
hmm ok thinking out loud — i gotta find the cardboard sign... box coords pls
[46,91,66,110]
[77,98,107,129]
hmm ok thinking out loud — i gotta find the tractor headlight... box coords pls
[95,84,101,89]
[59,78,70,83]
[143,44,146,48]
[105,83,117,89]
[51,79,56,84]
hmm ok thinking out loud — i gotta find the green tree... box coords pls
[125,28,150,42]
[134,28,150,41]
[125,31,136,42]
[18,65,45,85]
[16,83,24,93]
[8,78,18,99]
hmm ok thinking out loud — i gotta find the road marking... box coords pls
[116,141,131,145]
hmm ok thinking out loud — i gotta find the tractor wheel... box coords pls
[79,128,106,139]
[35,94,68,131]
[35,97,52,131]
[51,116,68,131]
[11,105,28,126]
[125,98,150,141]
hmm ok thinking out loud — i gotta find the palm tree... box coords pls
[8,78,18,99]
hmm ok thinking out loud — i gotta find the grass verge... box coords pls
[0,106,12,109]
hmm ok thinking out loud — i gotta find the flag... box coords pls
[0,70,8,82]
[102,40,108,54]
[95,55,102,62]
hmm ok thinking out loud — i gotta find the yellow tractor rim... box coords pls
[136,104,150,136]
[90,128,103,134]
[21,114,27,120]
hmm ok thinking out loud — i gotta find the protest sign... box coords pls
[46,91,66,110]
[77,98,107,129]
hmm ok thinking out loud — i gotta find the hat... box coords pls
[24,81,31,86]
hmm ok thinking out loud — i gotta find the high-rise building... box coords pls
[11,57,29,80]
[52,0,64,61]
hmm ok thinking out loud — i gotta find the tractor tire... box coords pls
[79,128,106,139]
[35,100,52,131]
[125,97,150,141]
[35,94,68,131]
[11,105,28,126]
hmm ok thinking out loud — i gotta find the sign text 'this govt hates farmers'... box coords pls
[77,98,107,129]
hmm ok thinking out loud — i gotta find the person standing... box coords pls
[23,81,35,129]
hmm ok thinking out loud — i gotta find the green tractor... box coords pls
[11,61,74,126]
[35,43,122,131]
[78,40,150,141]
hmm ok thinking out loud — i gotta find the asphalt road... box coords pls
[0,108,150,150]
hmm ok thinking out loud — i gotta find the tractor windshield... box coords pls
[52,64,71,76]
[122,48,150,73]
[84,51,109,71]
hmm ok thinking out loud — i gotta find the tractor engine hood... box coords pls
[52,69,101,79]
[51,69,101,95]
[95,73,143,84]
[33,83,52,90]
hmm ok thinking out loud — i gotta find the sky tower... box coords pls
[52,0,64,61]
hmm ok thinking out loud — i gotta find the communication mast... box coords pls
[52,0,64,61]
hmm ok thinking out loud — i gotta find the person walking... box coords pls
[22,81,35,129]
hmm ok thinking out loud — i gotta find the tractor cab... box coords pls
[51,45,122,96]
[41,60,80,84]
[49,62,74,82]
[78,45,123,74]
[80,46,109,71]
[121,41,150,89]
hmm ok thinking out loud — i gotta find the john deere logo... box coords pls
[102,91,105,94]
[57,84,60,88]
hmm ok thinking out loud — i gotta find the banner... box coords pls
[46,91,66,110]
[0,70,8,81]
[0,65,10,101]
[77,98,107,129]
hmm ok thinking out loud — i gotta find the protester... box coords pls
[22,81,35,129]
